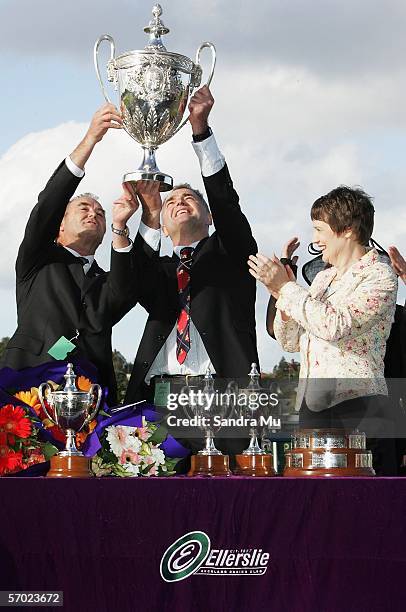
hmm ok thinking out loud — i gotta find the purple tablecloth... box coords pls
[1,477,406,611]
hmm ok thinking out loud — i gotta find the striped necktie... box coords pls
[176,247,194,364]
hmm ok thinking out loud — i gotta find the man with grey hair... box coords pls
[1,104,139,404]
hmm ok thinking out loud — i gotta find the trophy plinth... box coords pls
[94,4,216,191]
[234,454,276,477]
[47,454,92,478]
[188,454,231,477]
[38,364,102,478]
[284,429,375,477]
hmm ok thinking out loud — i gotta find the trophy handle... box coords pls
[83,384,103,427]
[38,383,57,425]
[171,42,217,138]
[94,34,116,104]
[195,41,216,88]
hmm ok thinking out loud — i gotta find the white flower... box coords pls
[106,425,141,458]
[151,446,166,466]
[124,462,140,476]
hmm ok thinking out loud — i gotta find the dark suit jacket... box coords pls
[125,163,259,404]
[1,161,138,405]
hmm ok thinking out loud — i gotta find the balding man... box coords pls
[1,104,139,404]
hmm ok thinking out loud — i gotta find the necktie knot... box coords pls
[180,247,194,261]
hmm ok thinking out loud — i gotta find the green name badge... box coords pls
[47,336,76,360]
[154,380,171,407]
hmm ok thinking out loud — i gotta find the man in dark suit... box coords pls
[1,104,139,405]
[124,86,259,465]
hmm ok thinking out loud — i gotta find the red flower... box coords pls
[0,446,23,475]
[0,405,32,440]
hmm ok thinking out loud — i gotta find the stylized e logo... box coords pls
[160,531,211,582]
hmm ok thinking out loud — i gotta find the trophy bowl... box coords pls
[38,364,102,478]
[94,4,216,191]
[283,428,375,477]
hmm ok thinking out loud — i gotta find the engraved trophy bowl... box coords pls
[94,4,216,191]
[284,428,375,477]
[182,370,232,477]
[38,363,102,478]
[232,364,276,477]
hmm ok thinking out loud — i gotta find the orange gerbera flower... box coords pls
[14,388,42,416]
[77,376,92,392]
[0,405,32,439]
[0,446,23,475]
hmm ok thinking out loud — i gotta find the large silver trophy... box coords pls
[94,4,216,191]
[38,364,102,478]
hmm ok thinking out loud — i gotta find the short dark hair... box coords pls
[311,186,375,245]
[164,183,210,212]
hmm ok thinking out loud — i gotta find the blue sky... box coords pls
[1,0,405,370]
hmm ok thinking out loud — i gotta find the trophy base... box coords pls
[188,454,232,477]
[123,171,173,192]
[234,454,276,477]
[284,449,375,478]
[47,454,93,478]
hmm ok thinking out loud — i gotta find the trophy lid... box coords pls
[144,4,169,51]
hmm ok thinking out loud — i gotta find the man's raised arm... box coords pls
[16,104,122,279]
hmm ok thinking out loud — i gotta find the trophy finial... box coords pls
[248,363,260,389]
[63,363,79,393]
[144,4,170,51]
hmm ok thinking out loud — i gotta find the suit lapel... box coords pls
[82,261,105,296]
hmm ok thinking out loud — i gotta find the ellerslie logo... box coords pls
[160,531,270,582]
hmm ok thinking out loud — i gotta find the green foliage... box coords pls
[0,337,10,361]
[112,350,133,402]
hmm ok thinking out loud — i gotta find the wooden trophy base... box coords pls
[47,454,93,478]
[188,454,232,477]
[234,453,276,477]
[284,449,375,478]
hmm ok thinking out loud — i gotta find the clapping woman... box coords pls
[248,187,398,474]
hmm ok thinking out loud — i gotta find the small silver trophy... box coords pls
[38,363,102,477]
[232,364,276,476]
[94,4,216,191]
[183,370,232,476]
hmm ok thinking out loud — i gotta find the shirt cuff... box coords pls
[113,242,133,253]
[192,133,225,177]
[138,220,161,252]
[65,156,85,178]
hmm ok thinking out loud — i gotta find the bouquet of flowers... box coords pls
[92,417,181,477]
[83,405,189,477]
[0,403,57,476]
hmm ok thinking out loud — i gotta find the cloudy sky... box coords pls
[1,0,405,371]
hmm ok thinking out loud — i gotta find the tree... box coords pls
[0,337,10,361]
[112,350,133,403]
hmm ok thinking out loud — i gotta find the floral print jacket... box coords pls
[273,249,398,410]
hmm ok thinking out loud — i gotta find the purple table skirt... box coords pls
[1,477,406,612]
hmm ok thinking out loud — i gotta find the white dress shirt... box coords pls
[141,133,225,383]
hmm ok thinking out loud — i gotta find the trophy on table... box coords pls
[94,3,216,191]
[38,364,102,478]
[284,429,375,477]
[233,364,276,477]
[183,370,232,477]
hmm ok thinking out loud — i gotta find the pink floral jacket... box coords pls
[273,249,398,410]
